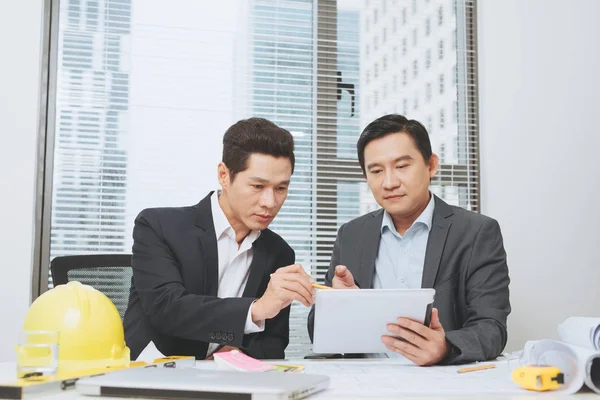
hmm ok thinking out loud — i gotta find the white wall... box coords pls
[0,1,45,360]
[479,0,600,351]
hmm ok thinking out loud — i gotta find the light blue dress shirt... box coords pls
[373,194,435,290]
[372,194,435,359]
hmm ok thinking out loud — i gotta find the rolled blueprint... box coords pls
[557,317,600,350]
[521,339,586,395]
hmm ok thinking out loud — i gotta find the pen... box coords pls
[457,364,496,374]
[311,283,332,290]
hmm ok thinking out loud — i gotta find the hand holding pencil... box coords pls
[252,264,315,321]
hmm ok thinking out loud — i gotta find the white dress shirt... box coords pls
[206,191,265,357]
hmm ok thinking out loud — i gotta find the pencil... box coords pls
[311,283,332,290]
[457,364,496,374]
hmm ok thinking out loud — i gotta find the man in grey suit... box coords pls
[307,114,510,366]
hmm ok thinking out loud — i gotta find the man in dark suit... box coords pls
[308,114,511,365]
[124,118,315,360]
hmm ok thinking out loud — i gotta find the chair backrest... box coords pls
[50,254,133,321]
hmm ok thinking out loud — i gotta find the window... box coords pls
[440,143,446,163]
[440,108,446,129]
[37,0,481,361]
[438,39,444,60]
[453,100,459,122]
[453,65,458,85]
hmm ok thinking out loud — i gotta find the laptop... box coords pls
[313,288,435,354]
[75,366,329,400]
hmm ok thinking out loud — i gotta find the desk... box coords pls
[0,359,597,399]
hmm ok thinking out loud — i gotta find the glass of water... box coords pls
[15,330,59,379]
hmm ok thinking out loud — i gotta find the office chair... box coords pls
[50,254,133,321]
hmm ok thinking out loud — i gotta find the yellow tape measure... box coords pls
[512,365,564,392]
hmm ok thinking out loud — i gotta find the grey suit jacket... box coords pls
[307,195,511,364]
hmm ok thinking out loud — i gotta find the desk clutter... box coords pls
[2,294,599,399]
[520,316,600,394]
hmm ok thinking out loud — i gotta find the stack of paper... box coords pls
[521,317,600,394]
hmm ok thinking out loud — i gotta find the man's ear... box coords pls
[428,153,439,179]
[217,162,230,189]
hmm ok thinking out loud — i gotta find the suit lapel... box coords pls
[195,192,219,296]
[243,238,269,297]
[357,210,384,289]
[421,196,454,288]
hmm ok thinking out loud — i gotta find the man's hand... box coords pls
[252,264,314,322]
[331,265,359,289]
[206,346,240,360]
[381,308,449,366]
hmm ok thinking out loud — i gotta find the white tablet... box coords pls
[312,288,435,354]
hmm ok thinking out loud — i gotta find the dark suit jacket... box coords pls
[307,195,511,364]
[124,192,295,360]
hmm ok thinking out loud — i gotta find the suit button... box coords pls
[210,333,215,340]
[216,333,222,340]
[227,334,234,341]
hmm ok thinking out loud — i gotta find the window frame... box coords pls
[31,0,483,317]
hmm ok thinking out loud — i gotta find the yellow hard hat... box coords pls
[19,281,130,375]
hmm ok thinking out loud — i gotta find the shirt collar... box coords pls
[381,193,436,235]
[211,191,261,243]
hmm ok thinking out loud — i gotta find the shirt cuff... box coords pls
[244,301,265,334]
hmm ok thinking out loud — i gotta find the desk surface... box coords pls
[0,359,596,399]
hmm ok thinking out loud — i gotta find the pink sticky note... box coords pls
[213,350,276,372]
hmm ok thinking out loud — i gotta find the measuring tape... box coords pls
[512,364,564,392]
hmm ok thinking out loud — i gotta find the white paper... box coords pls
[298,359,529,398]
[521,339,600,394]
[135,341,166,362]
[558,317,600,350]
